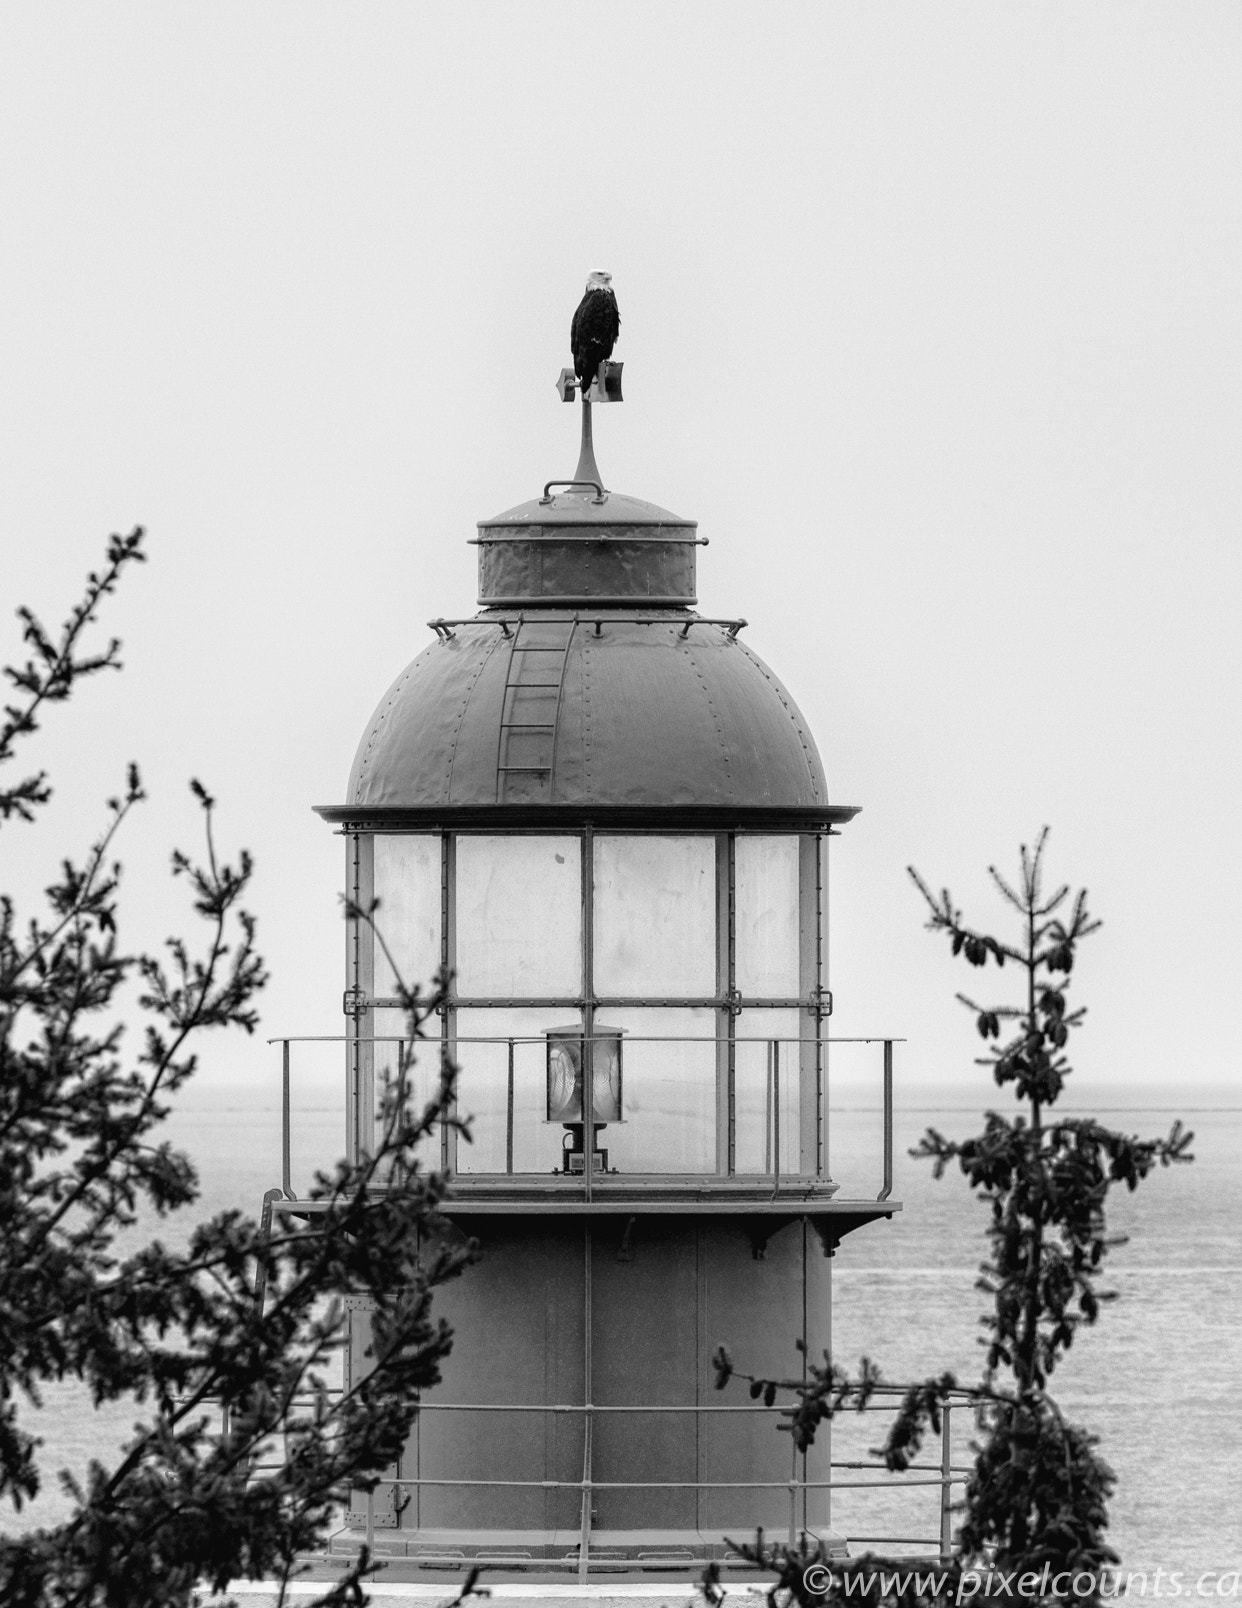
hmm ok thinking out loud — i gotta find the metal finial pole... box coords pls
[573,393,603,489]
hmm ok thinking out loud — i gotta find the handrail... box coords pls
[269,1032,900,1202]
[234,1387,962,1566]
[267,1034,907,1044]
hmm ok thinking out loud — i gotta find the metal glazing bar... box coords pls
[878,1040,894,1202]
[440,832,453,1174]
[506,1040,515,1175]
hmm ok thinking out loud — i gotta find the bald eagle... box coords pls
[571,271,620,396]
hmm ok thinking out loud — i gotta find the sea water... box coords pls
[828,1103,1241,1577]
[4,1087,1239,1580]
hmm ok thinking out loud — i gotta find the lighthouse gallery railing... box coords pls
[266,1032,898,1199]
[242,1034,926,1572]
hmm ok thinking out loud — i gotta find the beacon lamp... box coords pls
[545,1027,623,1175]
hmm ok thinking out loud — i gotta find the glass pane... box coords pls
[734,1009,800,1176]
[368,1007,445,1168]
[593,836,715,998]
[373,835,441,1000]
[735,835,800,998]
[455,836,581,998]
[599,1007,717,1174]
[454,1007,576,1175]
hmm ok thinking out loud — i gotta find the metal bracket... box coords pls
[723,987,743,1018]
[810,1219,845,1259]
[342,986,366,1018]
[743,1218,780,1260]
[591,360,623,403]
[813,987,834,1020]
[556,360,623,404]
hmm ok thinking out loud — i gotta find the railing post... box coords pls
[940,1401,952,1556]
[772,1039,781,1186]
[253,1187,282,1310]
[764,1043,773,1174]
[506,1038,515,1175]
[281,1040,292,1197]
[878,1039,893,1202]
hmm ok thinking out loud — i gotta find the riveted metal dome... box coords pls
[317,482,857,830]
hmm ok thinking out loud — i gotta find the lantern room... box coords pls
[311,371,901,1569]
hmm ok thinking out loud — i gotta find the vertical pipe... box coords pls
[281,1040,292,1197]
[582,826,594,1203]
[366,1485,375,1554]
[347,833,357,1165]
[878,1041,894,1202]
[940,1403,952,1557]
[578,1223,593,1581]
[800,1219,809,1537]
[727,834,737,1174]
[825,1239,833,1533]
[816,833,826,1177]
[574,392,601,485]
[506,1038,515,1175]
[585,1033,594,1201]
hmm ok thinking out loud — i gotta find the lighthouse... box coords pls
[312,330,900,1570]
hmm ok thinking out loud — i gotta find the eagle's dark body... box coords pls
[570,285,620,393]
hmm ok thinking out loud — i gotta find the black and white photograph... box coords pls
[1,6,1239,1604]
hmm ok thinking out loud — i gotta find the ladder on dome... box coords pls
[495,617,577,803]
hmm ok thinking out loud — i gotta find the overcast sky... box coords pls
[2,3,1239,1112]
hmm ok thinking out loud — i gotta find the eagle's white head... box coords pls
[585,271,613,293]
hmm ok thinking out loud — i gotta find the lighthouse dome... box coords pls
[341,485,836,818]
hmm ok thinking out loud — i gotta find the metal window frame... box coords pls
[355,825,828,1180]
